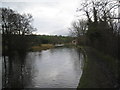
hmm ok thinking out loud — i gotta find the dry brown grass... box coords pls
[31,44,54,51]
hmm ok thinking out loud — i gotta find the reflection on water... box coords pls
[2,47,84,88]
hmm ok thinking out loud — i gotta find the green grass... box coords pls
[77,47,118,88]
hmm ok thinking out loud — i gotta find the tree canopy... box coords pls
[1,8,36,35]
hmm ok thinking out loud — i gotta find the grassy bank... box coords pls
[77,47,118,88]
[30,43,76,51]
[30,44,54,51]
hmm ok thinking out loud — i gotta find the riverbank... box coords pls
[77,47,118,88]
[30,44,54,51]
[30,43,76,51]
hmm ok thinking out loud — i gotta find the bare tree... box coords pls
[1,8,36,35]
[1,7,37,54]
[77,0,118,22]
[70,19,87,37]
[69,19,87,45]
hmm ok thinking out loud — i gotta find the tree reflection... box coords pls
[76,48,85,70]
[2,52,32,88]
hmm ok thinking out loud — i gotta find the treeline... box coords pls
[27,35,73,46]
[70,0,119,59]
[1,7,36,54]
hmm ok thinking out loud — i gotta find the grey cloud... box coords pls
[1,0,82,35]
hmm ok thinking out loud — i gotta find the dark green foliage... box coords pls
[86,19,118,59]
[26,35,73,46]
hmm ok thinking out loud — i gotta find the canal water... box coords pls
[2,47,84,88]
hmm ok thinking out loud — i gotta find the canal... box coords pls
[2,47,84,88]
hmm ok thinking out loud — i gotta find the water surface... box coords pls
[2,47,84,88]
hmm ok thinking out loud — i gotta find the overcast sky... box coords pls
[1,0,83,36]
